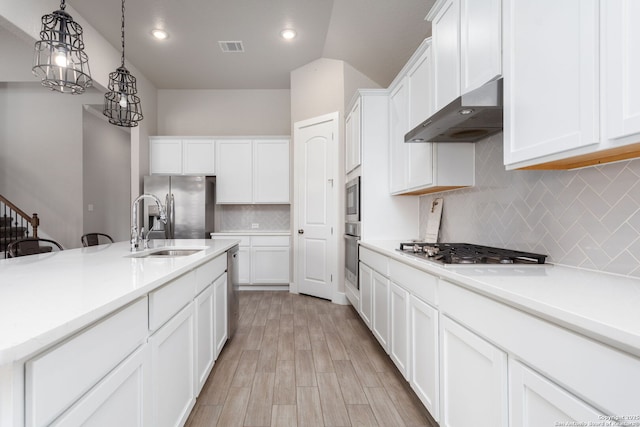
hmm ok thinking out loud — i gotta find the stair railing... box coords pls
[0,194,39,258]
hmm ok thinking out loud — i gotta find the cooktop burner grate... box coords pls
[397,242,547,265]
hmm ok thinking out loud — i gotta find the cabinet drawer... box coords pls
[440,280,640,415]
[194,254,226,295]
[26,297,148,427]
[251,235,290,247]
[149,271,195,331]
[389,259,437,306]
[360,247,389,275]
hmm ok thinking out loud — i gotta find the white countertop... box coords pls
[0,239,239,365]
[360,240,640,358]
[211,231,291,236]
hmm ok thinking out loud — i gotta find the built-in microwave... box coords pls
[346,176,360,222]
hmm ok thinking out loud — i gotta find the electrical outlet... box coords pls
[251,223,259,229]
[87,204,94,212]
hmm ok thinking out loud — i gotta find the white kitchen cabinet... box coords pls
[358,262,373,328]
[253,139,290,203]
[345,97,361,174]
[409,295,439,421]
[604,0,640,145]
[216,139,253,203]
[502,0,599,168]
[388,39,475,196]
[439,315,508,427]
[216,138,290,204]
[389,281,410,379]
[429,0,460,111]
[460,0,502,94]
[150,138,215,175]
[372,270,390,352]
[150,302,196,427]
[51,345,151,427]
[213,273,228,358]
[509,360,602,426]
[211,234,290,286]
[195,284,215,395]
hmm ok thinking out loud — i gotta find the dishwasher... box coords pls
[227,244,240,339]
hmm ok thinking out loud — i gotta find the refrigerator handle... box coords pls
[170,193,176,239]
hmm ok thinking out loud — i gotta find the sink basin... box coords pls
[130,249,203,258]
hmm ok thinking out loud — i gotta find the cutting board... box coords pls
[424,198,443,243]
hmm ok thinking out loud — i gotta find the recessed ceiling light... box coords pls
[280,29,296,40]
[151,29,168,40]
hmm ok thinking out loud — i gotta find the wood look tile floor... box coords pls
[186,291,438,427]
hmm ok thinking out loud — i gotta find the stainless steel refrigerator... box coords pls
[143,176,215,239]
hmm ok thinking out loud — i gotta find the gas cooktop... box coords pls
[397,242,547,265]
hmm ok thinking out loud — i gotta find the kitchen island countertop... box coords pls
[0,239,239,365]
[360,240,640,358]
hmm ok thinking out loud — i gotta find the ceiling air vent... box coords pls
[219,41,245,53]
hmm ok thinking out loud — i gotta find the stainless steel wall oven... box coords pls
[345,223,361,288]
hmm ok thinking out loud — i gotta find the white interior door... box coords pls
[294,112,337,301]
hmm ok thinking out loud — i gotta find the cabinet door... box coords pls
[431,0,461,111]
[150,303,196,427]
[215,140,253,203]
[52,345,151,427]
[509,360,602,426]
[195,285,214,395]
[358,263,373,328]
[372,270,389,352]
[460,0,502,94]
[440,315,508,427]
[605,0,640,141]
[389,79,410,194]
[253,139,290,203]
[251,247,290,284]
[389,282,409,379]
[406,45,434,190]
[150,139,182,175]
[503,0,599,166]
[213,273,228,358]
[238,246,251,284]
[345,98,361,173]
[183,139,215,175]
[409,295,439,421]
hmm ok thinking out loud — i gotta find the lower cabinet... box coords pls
[509,360,602,425]
[52,345,151,427]
[149,303,196,427]
[372,271,390,351]
[389,281,409,379]
[358,262,373,328]
[439,315,508,427]
[213,273,228,358]
[409,295,439,421]
[195,285,215,395]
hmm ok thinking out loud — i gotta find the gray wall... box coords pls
[82,108,131,242]
[419,134,640,278]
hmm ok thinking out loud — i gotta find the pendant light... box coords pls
[32,0,92,94]
[103,0,143,127]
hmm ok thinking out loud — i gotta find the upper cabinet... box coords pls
[388,39,475,196]
[427,0,502,110]
[345,98,362,174]
[150,138,215,175]
[216,138,290,204]
[503,0,640,170]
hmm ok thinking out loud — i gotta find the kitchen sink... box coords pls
[129,248,203,258]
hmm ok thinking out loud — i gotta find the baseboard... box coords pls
[238,285,290,291]
[332,291,349,305]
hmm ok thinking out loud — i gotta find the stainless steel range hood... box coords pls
[405,78,503,143]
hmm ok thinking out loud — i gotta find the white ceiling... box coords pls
[63,0,434,90]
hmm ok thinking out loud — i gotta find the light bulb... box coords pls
[119,94,128,108]
[53,47,68,67]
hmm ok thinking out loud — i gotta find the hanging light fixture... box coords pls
[32,0,92,94]
[103,0,143,127]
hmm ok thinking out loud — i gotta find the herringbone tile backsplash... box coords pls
[419,134,640,277]
[219,204,290,231]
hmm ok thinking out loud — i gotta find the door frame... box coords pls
[292,111,341,303]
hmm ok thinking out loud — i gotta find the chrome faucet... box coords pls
[131,194,167,251]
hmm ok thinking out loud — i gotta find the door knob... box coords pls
[298,229,304,234]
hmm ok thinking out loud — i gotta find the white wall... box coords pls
[83,107,131,242]
[157,89,291,135]
[0,83,104,248]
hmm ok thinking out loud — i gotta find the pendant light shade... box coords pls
[32,1,92,94]
[103,0,143,127]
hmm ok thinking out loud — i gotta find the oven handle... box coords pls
[344,233,360,240]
